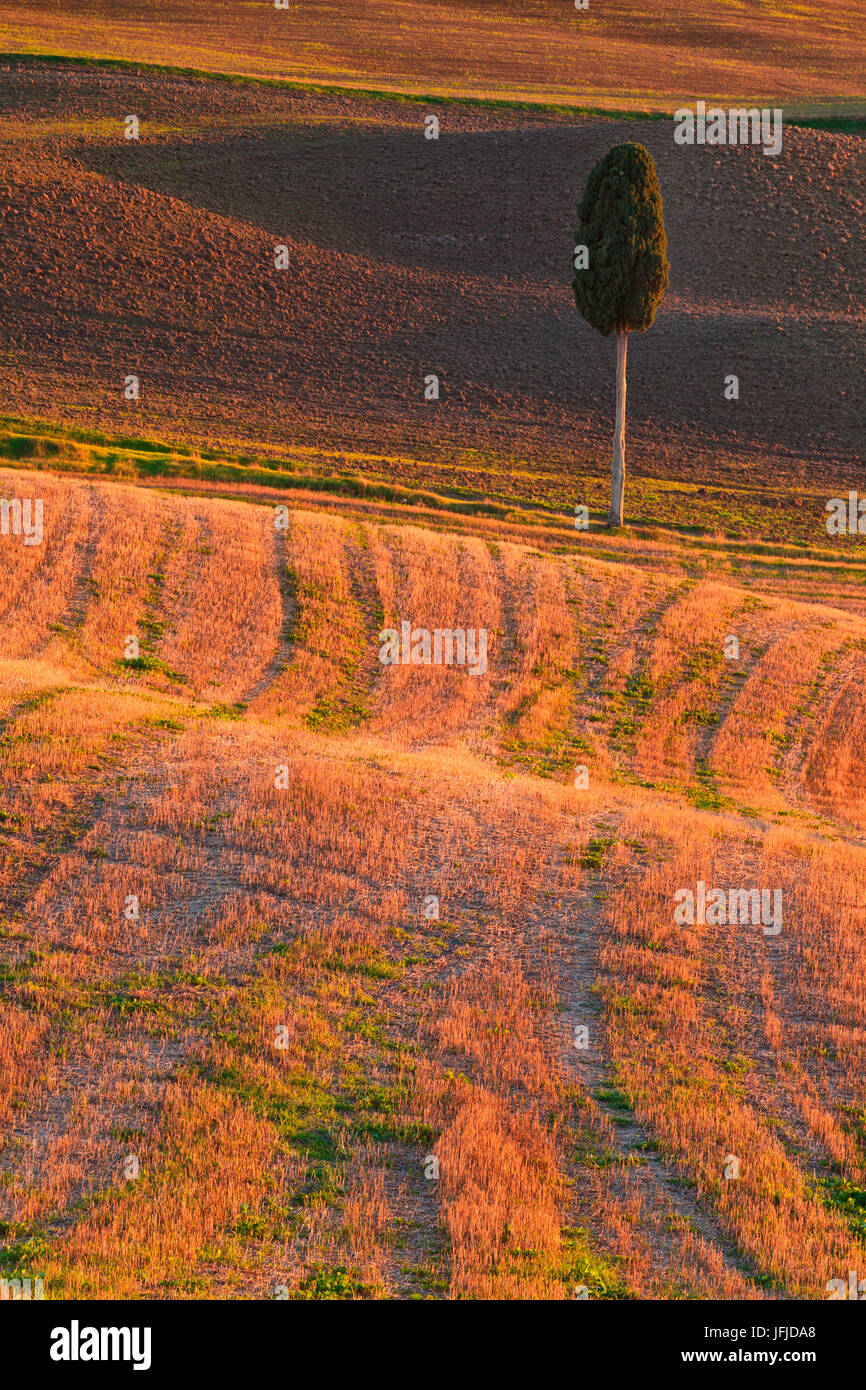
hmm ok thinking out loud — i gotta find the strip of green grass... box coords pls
[2,53,864,129]
[3,416,866,572]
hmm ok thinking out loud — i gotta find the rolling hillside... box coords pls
[2,466,865,1298]
[0,59,863,508]
[2,1,865,113]
[2,13,865,1310]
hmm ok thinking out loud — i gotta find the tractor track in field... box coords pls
[244,523,297,705]
[553,811,771,1296]
[778,638,866,834]
[58,483,105,636]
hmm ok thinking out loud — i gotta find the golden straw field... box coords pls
[2,467,865,1299]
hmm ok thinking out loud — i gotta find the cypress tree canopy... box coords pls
[572,142,669,337]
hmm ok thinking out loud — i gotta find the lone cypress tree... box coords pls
[572,143,669,526]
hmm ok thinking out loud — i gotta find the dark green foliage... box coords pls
[572,143,669,336]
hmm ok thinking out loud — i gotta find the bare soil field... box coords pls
[0,60,863,532]
[2,1,864,113]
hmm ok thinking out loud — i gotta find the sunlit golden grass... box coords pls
[2,466,866,1299]
[3,2,864,114]
[498,542,576,750]
[597,802,866,1296]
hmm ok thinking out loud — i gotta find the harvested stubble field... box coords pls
[2,465,866,1300]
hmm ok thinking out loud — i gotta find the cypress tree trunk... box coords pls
[609,329,628,526]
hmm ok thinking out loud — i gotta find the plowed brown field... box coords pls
[0,61,863,505]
